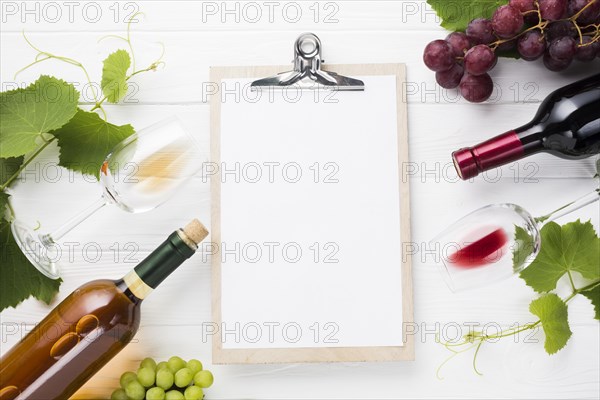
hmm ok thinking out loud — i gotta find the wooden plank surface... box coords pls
[1,1,599,399]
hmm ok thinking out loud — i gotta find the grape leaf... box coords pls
[0,157,24,221]
[512,225,535,272]
[496,47,521,60]
[520,220,600,293]
[529,294,572,355]
[53,109,134,179]
[0,76,79,158]
[101,50,131,103]
[0,219,62,311]
[0,156,24,187]
[426,0,508,31]
[0,191,9,220]
[581,285,600,320]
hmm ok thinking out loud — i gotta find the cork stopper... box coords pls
[183,219,209,245]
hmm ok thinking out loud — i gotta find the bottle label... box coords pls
[123,270,153,300]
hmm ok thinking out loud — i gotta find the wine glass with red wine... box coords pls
[431,190,600,292]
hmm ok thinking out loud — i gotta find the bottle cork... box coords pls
[183,219,209,245]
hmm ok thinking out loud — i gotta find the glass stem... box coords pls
[535,190,600,226]
[39,196,108,246]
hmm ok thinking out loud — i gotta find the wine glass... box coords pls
[431,190,600,292]
[11,116,204,280]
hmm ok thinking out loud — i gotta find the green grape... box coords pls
[120,371,138,389]
[125,380,146,400]
[193,370,214,388]
[174,367,194,388]
[140,357,157,371]
[184,385,204,400]
[156,368,175,390]
[110,388,128,400]
[167,356,186,373]
[156,361,169,371]
[165,390,185,400]
[137,367,156,387]
[146,387,166,400]
[186,359,203,375]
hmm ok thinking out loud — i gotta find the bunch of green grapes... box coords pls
[111,357,214,400]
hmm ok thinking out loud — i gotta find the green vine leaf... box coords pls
[0,76,79,158]
[0,219,62,311]
[0,191,9,220]
[512,225,535,272]
[520,220,600,293]
[426,0,508,32]
[581,285,600,320]
[1,156,24,188]
[101,50,132,103]
[529,294,572,355]
[53,109,134,179]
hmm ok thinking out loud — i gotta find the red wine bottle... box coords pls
[453,73,600,180]
[0,220,208,400]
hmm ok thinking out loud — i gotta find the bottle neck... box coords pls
[452,130,530,180]
[120,230,197,301]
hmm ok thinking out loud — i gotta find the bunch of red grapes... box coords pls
[423,0,600,103]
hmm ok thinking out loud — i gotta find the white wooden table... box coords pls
[1,1,599,398]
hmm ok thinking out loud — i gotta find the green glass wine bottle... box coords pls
[0,219,208,400]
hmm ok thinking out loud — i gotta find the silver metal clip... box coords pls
[251,33,365,91]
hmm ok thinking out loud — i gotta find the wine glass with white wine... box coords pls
[12,116,204,280]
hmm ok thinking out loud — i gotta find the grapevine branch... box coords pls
[2,14,164,202]
[437,279,600,378]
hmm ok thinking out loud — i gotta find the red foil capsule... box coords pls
[452,131,525,180]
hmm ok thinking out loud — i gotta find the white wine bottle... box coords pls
[0,220,208,400]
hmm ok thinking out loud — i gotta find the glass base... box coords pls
[11,220,61,280]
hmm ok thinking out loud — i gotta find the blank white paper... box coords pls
[219,75,403,349]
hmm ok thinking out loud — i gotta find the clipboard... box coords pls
[210,34,414,364]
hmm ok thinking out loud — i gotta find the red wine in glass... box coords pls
[448,228,509,268]
[431,191,599,291]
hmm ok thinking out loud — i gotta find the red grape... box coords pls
[575,36,600,61]
[510,0,539,23]
[492,5,525,38]
[464,45,498,75]
[466,18,496,45]
[539,0,568,20]
[436,64,465,89]
[543,52,573,70]
[446,32,471,57]
[518,30,546,61]
[571,0,600,23]
[509,0,536,12]
[460,73,494,103]
[548,36,578,61]
[423,40,456,72]
[545,20,577,42]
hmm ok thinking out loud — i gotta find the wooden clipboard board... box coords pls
[210,62,414,364]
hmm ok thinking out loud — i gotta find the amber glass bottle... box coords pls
[0,220,208,400]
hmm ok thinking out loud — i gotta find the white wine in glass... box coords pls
[12,117,204,280]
